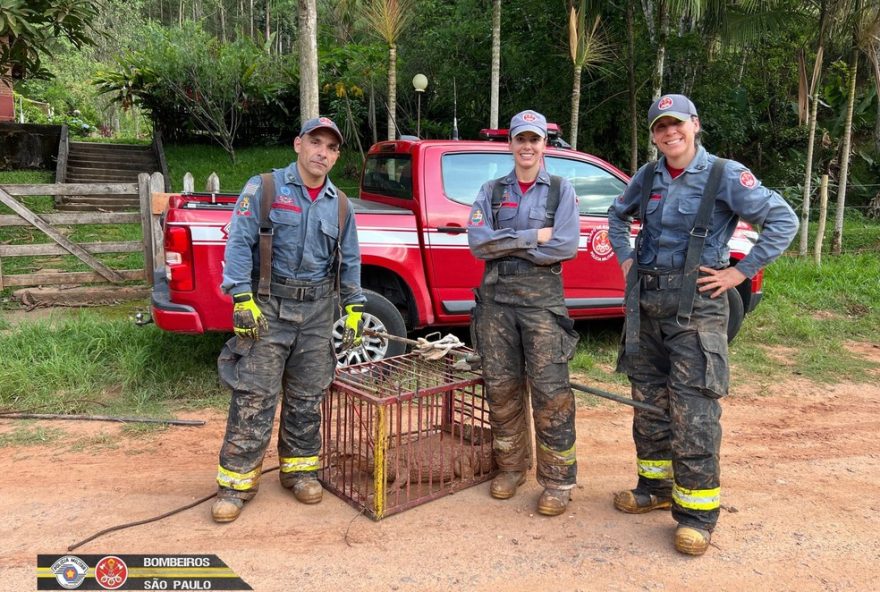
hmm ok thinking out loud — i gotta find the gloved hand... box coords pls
[232,292,268,340]
[341,303,365,349]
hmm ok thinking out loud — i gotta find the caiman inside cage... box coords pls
[320,352,496,520]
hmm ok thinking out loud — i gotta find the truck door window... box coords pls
[544,157,627,216]
[363,155,413,199]
[441,153,514,205]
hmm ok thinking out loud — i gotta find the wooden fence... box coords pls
[0,174,166,290]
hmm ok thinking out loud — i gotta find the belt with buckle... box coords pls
[492,257,562,276]
[267,275,333,301]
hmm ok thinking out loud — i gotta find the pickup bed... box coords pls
[152,137,762,364]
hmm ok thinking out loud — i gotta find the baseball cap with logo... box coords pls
[647,94,698,130]
[299,116,344,145]
[509,110,547,139]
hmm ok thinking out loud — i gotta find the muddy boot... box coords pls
[211,494,244,523]
[288,473,323,505]
[489,471,526,500]
[674,526,712,556]
[613,489,672,514]
[537,488,570,516]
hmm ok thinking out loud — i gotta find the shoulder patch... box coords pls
[739,170,757,189]
[242,180,259,197]
[236,195,251,216]
[469,207,485,227]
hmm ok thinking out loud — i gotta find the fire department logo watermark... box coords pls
[739,170,757,189]
[50,556,88,589]
[588,227,614,262]
[95,556,128,590]
[39,554,252,590]
[658,96,674,110]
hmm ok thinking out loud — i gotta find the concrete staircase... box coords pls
[58,142,161,211]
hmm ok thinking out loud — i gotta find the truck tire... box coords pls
[726,287,744,343]
[334,289,408,367]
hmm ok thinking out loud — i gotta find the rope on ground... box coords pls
[67,466,281,551]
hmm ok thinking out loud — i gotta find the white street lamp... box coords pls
[412,74,428,138]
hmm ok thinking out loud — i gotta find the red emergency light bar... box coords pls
[478,123,570,148]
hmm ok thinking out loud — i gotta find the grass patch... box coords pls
[163,143,363,196]
[0,311,229,416]
[0,424,65,448]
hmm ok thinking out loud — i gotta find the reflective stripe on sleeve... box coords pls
[637,458,673,480]
[673,483,721,510]
[216,465,260,491]
[280,455,320,473]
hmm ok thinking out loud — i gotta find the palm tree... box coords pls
[832,1,880,254]
[362,0,414,141]
[298,0,319,120]
[567,1,609,150]
[490,0,501,129]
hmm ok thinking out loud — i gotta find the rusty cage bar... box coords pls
[320,352,496,520]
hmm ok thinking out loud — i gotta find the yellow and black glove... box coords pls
[341,303,365,349]
[232,292,269,340]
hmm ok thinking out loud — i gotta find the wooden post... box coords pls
[814,175,829,265]
[183,172,194,193]
[138,173,154,284]
[150,172,166,280]
[206,172,220,193]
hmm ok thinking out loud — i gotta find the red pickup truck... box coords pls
[151,134,762,364]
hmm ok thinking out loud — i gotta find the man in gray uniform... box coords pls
[468,110,581,516]
[608,94,798,554]
[212,116,365,523]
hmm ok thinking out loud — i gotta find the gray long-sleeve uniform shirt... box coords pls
[221,161,365,306]
[608,146,798,279]
[467,167,579,264]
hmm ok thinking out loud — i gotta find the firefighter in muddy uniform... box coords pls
[211,117,365,523]
[608,95,798,554]
[467,110,580,516]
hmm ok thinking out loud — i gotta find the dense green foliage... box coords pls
[9,0,880,205]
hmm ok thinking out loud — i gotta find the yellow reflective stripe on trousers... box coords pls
[673,484,721,510]
[216,465,260,491]
[279,455,320,473]
[538,442,577,465]
[637,458,673,480]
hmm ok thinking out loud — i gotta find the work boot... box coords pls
[536,488,571,516]
[674,526,712,556]
[288,473,323,504]
[211,495,244,523]
[613,489,672,514]
[489,471,526,500]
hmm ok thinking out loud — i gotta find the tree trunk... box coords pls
[627,1,638,173]
[570,67,581,150]
[647,0,668,162]
[387,44,397,141]
[298,0,319,120]
[870,46,880,153]
[265,0,271,47]
[490,0,501,129]
[219,1,227,42]
[832,47,858,256]
[369,82,377,145]
[799,45,824,257]
[250,0,254,39]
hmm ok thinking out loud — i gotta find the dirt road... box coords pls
[2,347,879,592]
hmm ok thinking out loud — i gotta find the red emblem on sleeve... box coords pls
[739,171,757,189]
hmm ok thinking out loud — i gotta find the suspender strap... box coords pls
[334,188,349,305]
[490,175,562,227]
[257,172,276,300]
[624,162,657,355]
[676,158,729,325]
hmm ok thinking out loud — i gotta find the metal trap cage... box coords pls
[320,351,496,520]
